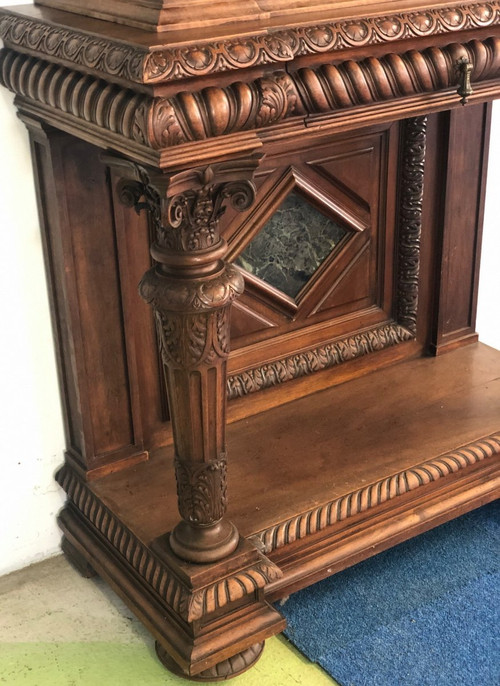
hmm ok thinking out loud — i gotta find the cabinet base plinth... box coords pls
[61,536,97,579]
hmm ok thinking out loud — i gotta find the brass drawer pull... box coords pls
[457,56,474,105]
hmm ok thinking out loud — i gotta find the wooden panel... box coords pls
[432,103,491,354]
[224,122,409,391]
[28,124,147,477]
[108,167,172,450]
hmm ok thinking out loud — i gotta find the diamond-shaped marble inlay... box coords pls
[235,192,349,298]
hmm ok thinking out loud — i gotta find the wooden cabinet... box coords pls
[1,1,499,679]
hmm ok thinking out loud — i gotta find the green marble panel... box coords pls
[235,192,348,298]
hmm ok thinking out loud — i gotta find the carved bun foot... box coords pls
[155,641,265,681]
[61,536,97,579]
[169,519,239,563]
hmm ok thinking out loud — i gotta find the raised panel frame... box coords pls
[226,117,427,400]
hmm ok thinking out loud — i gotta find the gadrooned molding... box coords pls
[56,464,282,622]
[1,38,498,151]
[249,432,500,553]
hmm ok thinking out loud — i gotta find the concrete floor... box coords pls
[0,555,337,685]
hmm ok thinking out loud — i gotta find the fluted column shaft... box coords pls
[117,158,260,562]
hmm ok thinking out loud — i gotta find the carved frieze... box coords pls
[227,323,414,399]
[397,116,427,334]
[1,4,499,85]
[1,38,499,152]
[144,3,500,83]
[0,13,145,82]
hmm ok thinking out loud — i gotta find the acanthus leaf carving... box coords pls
[118,163,257,253]
[227,323,413,399]
[174,458,228,526]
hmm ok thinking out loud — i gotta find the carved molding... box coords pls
[0,50,150,145]
[57,464,282,622]
[140,267,244,315]
[189,561,282,620]
[227,323,414,399]
[1,38,499,151]
[1,4,499,85]
[57,464,190,617]
[0,13,145,82]
[144,3,500,83]
[397,116,427,334]
[250,432,500,553]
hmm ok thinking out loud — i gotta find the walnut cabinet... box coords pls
[1,1,499,679]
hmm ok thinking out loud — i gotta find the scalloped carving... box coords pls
[2,5,499,86]
[0,13,145,82]
[250,433,500,553]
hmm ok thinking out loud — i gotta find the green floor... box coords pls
[0,556,337,685]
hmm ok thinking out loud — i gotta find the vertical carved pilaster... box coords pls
[116,158,261,563]
[397,116,427,335]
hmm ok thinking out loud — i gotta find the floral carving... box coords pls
[397,117,427,335]
[1,3,499,87]
[227,323,413,399]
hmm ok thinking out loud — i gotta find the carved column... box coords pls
[117,157,261,563]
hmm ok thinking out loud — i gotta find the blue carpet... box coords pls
[280,501,500,686]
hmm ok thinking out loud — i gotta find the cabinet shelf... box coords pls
[92,342,500,595]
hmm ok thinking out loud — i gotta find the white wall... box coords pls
[477,103,500,348]
[0,85,66,576]
[0,13,498,574]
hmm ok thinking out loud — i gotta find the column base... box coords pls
[170,519,240,563]
[155,641,265,681]
[56,475,285,679]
